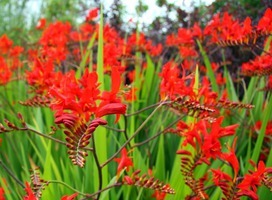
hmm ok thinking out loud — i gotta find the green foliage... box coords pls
[0,0,29,44]
[41,0,83,23]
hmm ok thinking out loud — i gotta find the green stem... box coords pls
[27,127,93,151]
[132,115,184,148]
[91,135,103,199]
[26,127,67,145]
[1,127,93,151]
[49,180,89,196]
[103,125,124,132]
[123,115,131,148]
[0,159,25,188]
[81,183,122,200]
[125,101,171,117]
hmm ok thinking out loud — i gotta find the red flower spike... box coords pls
[61,193,78,200]
[64,117,107,167]
[23,182,37,200]
[114,148,133,176]
[122,170,175,194]
[123,176,134,185]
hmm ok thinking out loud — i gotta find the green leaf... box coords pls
[196,39,219,93]
[247,94,272,172]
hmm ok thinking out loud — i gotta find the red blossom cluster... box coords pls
[39,21,71,62]
[48,66,126,124]
[0,34,24,85]
[241,52,272,76]
[159,61,195,100]
[238,161,272,200]
[177,116,239,163]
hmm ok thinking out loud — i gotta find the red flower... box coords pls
[39,21,71,61]
[49,69,101,122]
[179,45,197,58]
[219,138,239,179]
[241,17,252,36]
[152,190,167,200]
[78,69,101,115]
[96,103,126,120]
[237,161,272,200]
[61,193,78,200]
[0,187,5,200]
[238,161,266,191]
[159,61,194,100]
[165,34,176,46]
[216,72,226,86]
[237,190,258,200]
[148,43,163,57]
[201,117,238,159]
[36,18,46,30]
[241,53,272,76]
[177,28,194,44]
[192,23,203,39]
[0,57,12,85]
[9,46,24,57]
[257,8,272,33]
[86,8,99,21]
[211,169,232,186]
[254,120,272,136]
[27,58,63,94]
[97,66,127,122]
[114,148,133,176]
[124,86,137,102]
[0,34,13,54]
[23,182,37,200]
[180,117,238,165]
[99,66,123,105]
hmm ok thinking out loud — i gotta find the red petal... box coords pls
[61,193,78,200]
[96,103,126,118]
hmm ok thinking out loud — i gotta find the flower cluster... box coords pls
[0,34,24,85]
